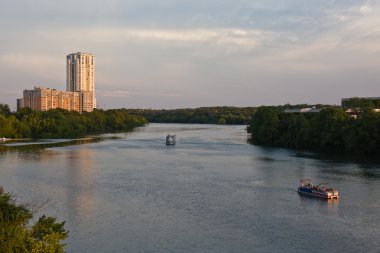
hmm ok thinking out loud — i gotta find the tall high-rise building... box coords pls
[66,52,96,112]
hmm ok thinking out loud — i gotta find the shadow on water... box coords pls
[0,137,118,157]
[248,141,380,180]
[291,150,380,165]
[292,151,380,179]
[317,164,380,179]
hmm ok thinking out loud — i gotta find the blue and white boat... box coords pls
[298,179,339,199]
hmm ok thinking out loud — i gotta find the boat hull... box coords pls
[298,187,338,199]
[166,134,176,145]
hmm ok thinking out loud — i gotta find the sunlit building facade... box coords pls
[66,52,96,113]
[17,52,96,113]
[21,87,80,112]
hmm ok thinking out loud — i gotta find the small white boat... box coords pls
[166,134,176,145]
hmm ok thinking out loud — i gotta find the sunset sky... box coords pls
[1,0,379,109]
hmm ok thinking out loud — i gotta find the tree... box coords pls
[0,115,24,138]
[247,107,280,145]
[0,104,11,117]
[0,187,68,252]
[15,107,33,121]
[22,113,46,139]
[247,104,380,158]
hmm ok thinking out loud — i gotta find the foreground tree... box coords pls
[0,187,68,252]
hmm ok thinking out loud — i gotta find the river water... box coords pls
[0,123,379,253]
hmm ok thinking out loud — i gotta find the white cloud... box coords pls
[96,90,182,98]
[359,4,372,14]
[123,28,268,47]
[37,27,272,53]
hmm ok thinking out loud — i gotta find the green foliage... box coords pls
[247,107,280,145]
[0,104,11,117]
[125,107,257,125]
[248,106,380,157]
[342,97,380,111]
[15,107,33,120]
[0,187,68,252]
[0,106,148,139]
[0,115,26,138]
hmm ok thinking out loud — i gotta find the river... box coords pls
[0,123,379,253]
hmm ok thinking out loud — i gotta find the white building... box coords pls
[284,108,321,113]
[66,52,96,113]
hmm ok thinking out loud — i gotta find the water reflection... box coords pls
[298,194,339,214]
[293,150,380,168]
[1,124,380,253]
[317,163,380,179]
[0,138,103,160]
[65,148,96,225]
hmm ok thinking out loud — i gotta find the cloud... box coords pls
[27,26,272,54]
[0,53,63,82]
[96,90,130,97]
[1,0,380,108]
[359,4,373,14]
[96,90,182,98]
[123,28,268,47]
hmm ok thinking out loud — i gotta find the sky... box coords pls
[0,0,380,109]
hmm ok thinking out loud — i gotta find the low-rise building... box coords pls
[284,108,321,113]
[19,86,81,112]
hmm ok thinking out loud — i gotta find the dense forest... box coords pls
[247,105,380,157]
[125,107,258,125]
[0,186,68,252]
[341,97,380,109]
[0,104,148,139]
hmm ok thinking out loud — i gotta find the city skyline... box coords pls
[19,52,96,113]
[0,0,380,110]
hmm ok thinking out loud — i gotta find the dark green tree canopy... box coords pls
[0,106,148,139]
[125,107,257,125]
[0,187,68,252]
[247,106,380,158]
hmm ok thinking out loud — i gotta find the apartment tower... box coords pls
[66,52,96,112]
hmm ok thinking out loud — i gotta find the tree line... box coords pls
[247,106,380,157]
[125,107,258,125]
[0,104,148,139]
[342,97,380,110]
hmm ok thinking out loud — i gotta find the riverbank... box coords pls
[0,108,148,139]
[247,106,380,158]
[1,138,31,142]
